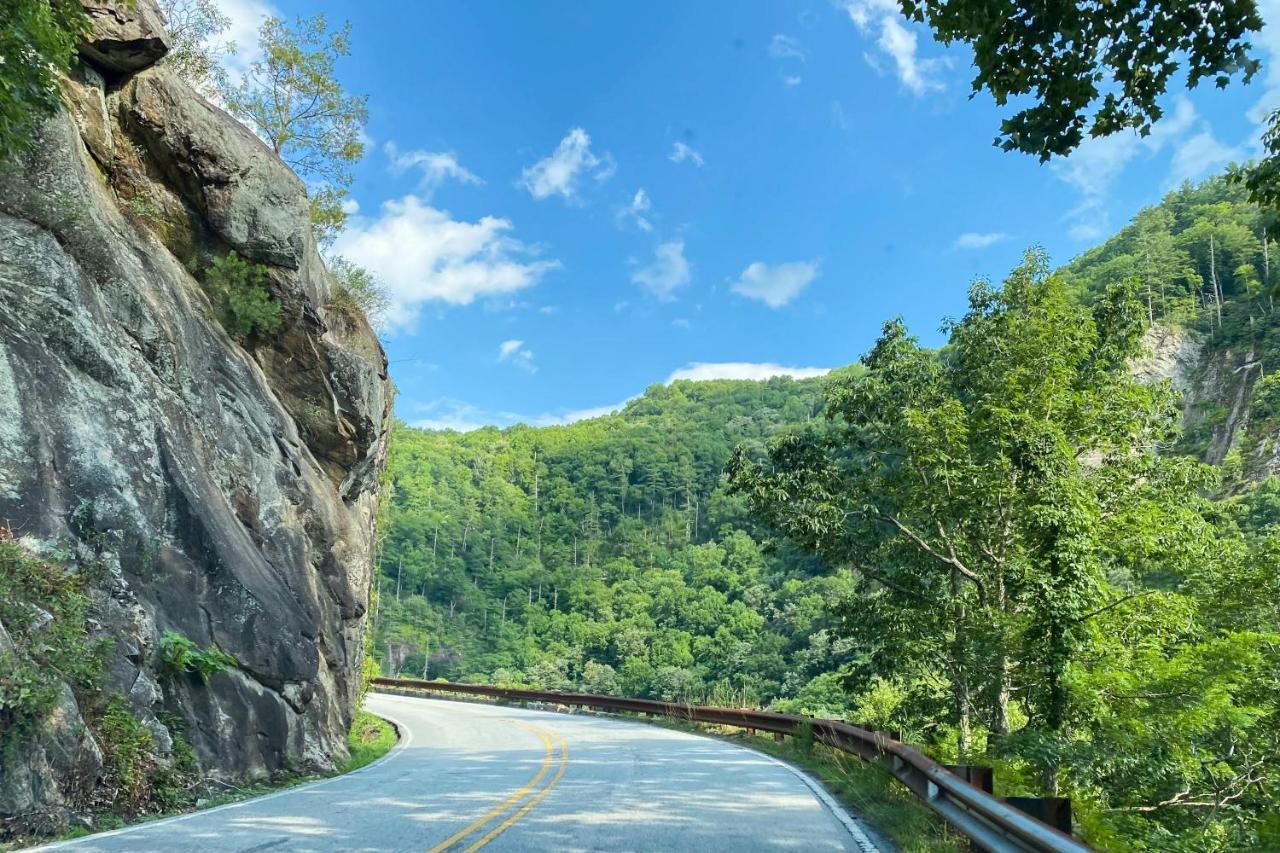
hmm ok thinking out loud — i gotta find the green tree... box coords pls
[158,0,235,98]
[204,250,283,339]
[0,0,87,159]
[222,14,367,245]
[895,1,1262,162]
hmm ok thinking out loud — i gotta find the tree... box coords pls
[895,1,1262,162]
[157,0,235,99]
[0,0,87,159]
[729,251,1225,778]
[222,14,367,245]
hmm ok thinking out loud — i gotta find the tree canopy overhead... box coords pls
[897,0,1263,161]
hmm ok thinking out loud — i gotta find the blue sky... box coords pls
[227,0,1280,430]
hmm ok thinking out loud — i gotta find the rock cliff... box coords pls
[0,1,390,835]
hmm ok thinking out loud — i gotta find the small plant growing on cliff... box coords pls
[327,255,388,329]
[158,631,237,681]
[203,251,282,340]
[0,536,108,739]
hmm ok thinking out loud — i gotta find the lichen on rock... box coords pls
[0,0,390,837]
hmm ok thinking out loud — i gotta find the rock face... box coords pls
[0,0,390,834]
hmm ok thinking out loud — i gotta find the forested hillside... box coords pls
[374,175,1280,849]
[373,376,865,709]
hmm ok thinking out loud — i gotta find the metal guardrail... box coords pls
[372,677,1093,853]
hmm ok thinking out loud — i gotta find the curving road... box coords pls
[38,692,883,852]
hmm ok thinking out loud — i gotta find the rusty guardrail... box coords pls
[371,677,1093,853]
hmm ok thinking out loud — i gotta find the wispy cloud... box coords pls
[730,260,819,308]
[769,34,807,61]
[844,0,946,95]
[521,128,615,201]
[497,339,536,373]
[631,239,692,300]
[616,188,654,232]
[385,142,482,194]
[954,232,1009,250]
[1050,97,1241,241]
[332,196,559,330]
[669,141,705,168]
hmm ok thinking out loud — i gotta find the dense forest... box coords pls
[374,175,1280,850]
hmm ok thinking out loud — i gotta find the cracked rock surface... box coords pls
[0,0,390,833]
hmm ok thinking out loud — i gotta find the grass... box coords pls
[342,710,398,773]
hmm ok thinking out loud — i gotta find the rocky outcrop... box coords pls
[0,0,390,836]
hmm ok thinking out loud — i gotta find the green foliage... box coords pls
[222,14,367,244]
[342,710,396,773]
[0,0,87,160]
[98,697,199,816]
[98,696,158,813]
[158,631,236,681]
[327,255,388,328]
[373,377,843,706]
[157,0,234,98]
[202,251,282,340]
[0,538,108,738]
[728,249,1280,847]
[899,0,1262,162]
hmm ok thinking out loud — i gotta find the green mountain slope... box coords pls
[374,375,864,709]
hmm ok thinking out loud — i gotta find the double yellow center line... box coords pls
[427,720,570,852]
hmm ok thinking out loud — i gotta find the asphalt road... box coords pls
[39,692,882,852]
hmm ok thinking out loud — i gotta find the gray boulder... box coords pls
[78,0,171,74]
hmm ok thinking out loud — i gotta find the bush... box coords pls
[202,251,282,340]
[327,255,388,328]
[99,696,157,813]
[158,631,236,681]
[0,538,108,737]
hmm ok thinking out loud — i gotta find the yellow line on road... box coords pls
[426,721,555,853]
[464,725,570,852]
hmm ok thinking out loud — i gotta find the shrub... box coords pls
[202,251,282,340]
[98,695,157,813]
[0,538,108,738]
[327,255,388,328]
[158,631,236,681]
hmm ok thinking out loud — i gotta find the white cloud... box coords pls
[616,188,654,232]
[216,0,276,83]
[1050,97,1237,241]
[730,260,819,308]
[385,142,482,194]
[845,0,945,95]
[769,34,806,61]
[332,195,559,330]
[631,240,692,300]
[669,141,705,167]
[1248,0,1280,128]
[954,232,1009,250]
[410,399,493,432]
[784,75,804,87]
[340,198,360,215]
[497,339,536,373]
[1166,131,1248,189]
[666,362,830,383]
[520,128,615,201]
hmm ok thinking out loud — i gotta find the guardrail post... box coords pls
[774,732,785,742]
[944,765,994,794]
[1003,796,1073,836]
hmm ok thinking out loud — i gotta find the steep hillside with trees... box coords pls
[374,175,1280,849]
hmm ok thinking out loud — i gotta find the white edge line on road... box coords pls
[731,741,884,853]
[29,709,413,851]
